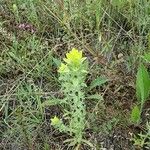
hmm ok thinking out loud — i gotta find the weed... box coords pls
[132,122,150,149]
[43,48,93,148]
[131,56,150,124]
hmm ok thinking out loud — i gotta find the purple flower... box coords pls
[17,23,36,33]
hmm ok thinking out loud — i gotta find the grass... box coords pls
[0,0,150,149]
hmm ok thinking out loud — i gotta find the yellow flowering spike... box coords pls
[66,48,82,60]
[51,116,60,125]
[63,48,85,65]
[58,63,69,73]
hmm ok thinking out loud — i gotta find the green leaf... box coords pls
[53,58,61,67]
[81,139,94,148]
[131,105,141,124]
[89,76,108,90]
[41,99,63,107]
[86,94,103,101]
[136,64,150,103]
[9,52,21,63]
[63,139,76,147]
[111,0,126,7]
[143,53,150,62]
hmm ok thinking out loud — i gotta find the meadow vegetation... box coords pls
[0,0,150,149]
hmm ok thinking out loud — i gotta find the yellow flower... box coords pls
[63,48,86,66]
[58,63,69,73]
[51,116,60,125]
